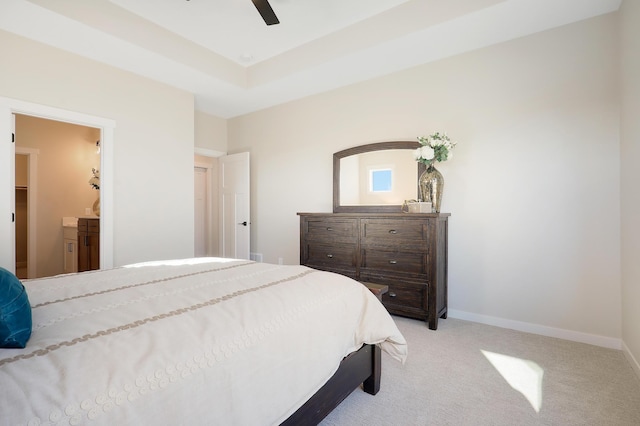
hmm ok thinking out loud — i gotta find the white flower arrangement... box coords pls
[88,168,100,190]
[414,132,457,166]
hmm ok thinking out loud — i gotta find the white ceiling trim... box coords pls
[0,0,622,118]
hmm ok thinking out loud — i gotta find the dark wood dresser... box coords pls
[298,212,449,330]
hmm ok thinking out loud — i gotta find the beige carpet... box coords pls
[321,317,640,426]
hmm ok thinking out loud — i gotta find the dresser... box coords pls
[78,218,100,272]
[298,213,449,330]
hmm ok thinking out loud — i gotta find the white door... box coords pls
[219,152,250,260]
[194,166,208,257]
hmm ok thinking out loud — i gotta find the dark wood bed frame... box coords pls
[281,343,381,425]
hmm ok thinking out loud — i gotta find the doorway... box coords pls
[194,165,208,257]
[14,115,100,278]
[14,147,38,279]
[194,154,218,257]
[0,96,116,275]
[219,152,250,260]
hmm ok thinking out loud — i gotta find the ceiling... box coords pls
[0,0,622,118]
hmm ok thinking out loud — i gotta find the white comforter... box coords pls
[0,258,407,425]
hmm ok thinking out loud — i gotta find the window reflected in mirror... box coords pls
[340,149,417,206]
[370,168,392,192]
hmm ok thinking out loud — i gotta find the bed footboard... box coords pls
[281,343,381,425]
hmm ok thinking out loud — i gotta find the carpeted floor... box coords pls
[321,317,640,426]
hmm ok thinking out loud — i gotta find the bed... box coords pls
[0,257,407,425]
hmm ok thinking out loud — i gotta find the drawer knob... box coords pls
[389,260,397,264]
[326,254,334,258]
[326,227,333,231]
[389,292,397,297]
[388,229,397,234]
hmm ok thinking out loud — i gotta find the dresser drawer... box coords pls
[361,248,427,276]
[361,219,428,246]
[303,218,358,243]
[303,243,356,270]
[382,281,426,312]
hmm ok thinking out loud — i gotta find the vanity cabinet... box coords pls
[78,218,100,272]
[299,212,449,330]
[63,226,78,274]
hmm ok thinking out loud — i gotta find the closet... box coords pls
[15,153,28,279]
[14,187,28,279]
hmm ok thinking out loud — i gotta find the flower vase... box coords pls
[419,163,444,213]
[92,197,100,217]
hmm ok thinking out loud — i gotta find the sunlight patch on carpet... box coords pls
[481,350,544,412]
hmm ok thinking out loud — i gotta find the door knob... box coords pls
[238,221,248,226]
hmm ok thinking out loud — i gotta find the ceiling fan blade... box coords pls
[251,0,280,25]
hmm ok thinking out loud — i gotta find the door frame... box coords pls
[0,96,116,272]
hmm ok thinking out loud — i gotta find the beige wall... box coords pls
[15,115,100,278]
[229,14,623,347]
[620,0,640,375]
[0,29,195,268]
[15,154,27,187]
[195,110,227,153]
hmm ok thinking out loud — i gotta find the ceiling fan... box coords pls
[251,0,280,25]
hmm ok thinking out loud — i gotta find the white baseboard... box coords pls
[622,341,640,380]
[448,309,622,350]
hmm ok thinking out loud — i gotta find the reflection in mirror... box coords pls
[340,149,418,206]
[333,141,425,213]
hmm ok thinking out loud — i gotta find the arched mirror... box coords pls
[333,141,425,213]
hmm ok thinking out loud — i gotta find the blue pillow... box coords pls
[0,267,32,348]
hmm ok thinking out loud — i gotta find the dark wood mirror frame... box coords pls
[333,141,426,213]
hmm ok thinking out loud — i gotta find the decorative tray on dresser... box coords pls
[298,212,449,330]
